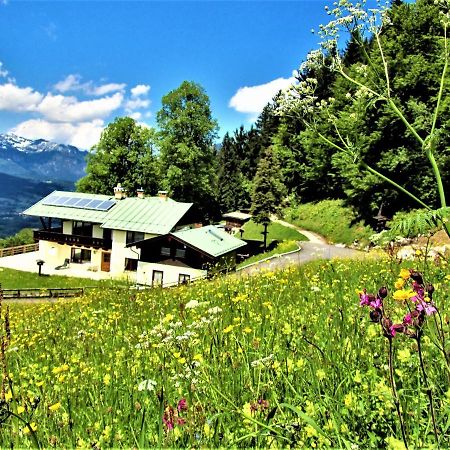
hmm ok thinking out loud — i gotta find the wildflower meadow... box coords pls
[1,257,450,448]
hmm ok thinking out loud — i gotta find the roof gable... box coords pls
[171,225,246,257]
[101,197,193,234]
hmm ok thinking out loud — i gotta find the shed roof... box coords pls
[23,191,114,223]
[172,225,246,257]
[222,211,252,222]
[101,197,192,234]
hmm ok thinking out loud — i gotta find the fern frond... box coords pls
[387,208,450,239]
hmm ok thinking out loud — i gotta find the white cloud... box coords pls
[128,112,142,120]
[54,74,125,96]
[92,83,126,96]
[11,119,105,150]
[131,84,150,97]
[0,83,43,112]
[229,77,296,115]
[125,97,150,112]
[0,62,8,78]
[53,74,81,93]
[37,92,123,122]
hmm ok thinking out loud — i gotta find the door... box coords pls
[152,270,163,287]
[101,252,111,272]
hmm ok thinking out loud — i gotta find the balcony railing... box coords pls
[34,230,112,250]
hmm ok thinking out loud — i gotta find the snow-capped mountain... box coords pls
[0,133,87,182]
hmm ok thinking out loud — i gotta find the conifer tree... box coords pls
[251,147,286,249]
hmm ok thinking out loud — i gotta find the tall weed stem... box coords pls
[416,332,439,444]
[388,337,408,449]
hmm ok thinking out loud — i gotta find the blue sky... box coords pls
[0,0,334,149]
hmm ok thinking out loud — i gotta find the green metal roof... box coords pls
[24,191,193,235]
[172,225,247,257]
[100,197,193,234]
[23,191,115,223]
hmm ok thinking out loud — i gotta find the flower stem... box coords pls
[416,332,439,444]
[388,337,408,449]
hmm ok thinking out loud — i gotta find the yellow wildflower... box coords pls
[399,268,410,280]
[394,278,405,290]
[23,422,37,435]
[103,374,111,385]
[344,392,356,408]
[316,369,326,381]
[17,406,25,414]
[393,289,415,301]
[49,402,61,412]
[305,424,318,438]
[397,348,411,363]
[223,325,234,333]
[243,327,252,334]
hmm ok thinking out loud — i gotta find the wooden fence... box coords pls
[0,243,39,258]
[1,287,85,299]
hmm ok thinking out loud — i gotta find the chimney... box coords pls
[158,190,168,201]
[114,183,126,200]
[136,187,145,199]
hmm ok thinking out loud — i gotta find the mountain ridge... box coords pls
[0,133,87,182]
[0,133,87,237]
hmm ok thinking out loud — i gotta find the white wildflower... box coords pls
[138,379,157,392]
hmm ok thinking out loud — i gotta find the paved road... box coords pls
[238,218,366,275]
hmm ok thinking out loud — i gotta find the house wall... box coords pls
[39,240,71,267]
[38,240,103,271]
[137,261,206,287]
[109,230,157,275]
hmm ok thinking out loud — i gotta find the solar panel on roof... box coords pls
[40,193,115,212]
[60,197,74,205]
[42,194,60,206]
[73,198,91,207]
[54,197,70,205]
[64,197,81,206]
[96,200,115,211]
[84,199,103,209]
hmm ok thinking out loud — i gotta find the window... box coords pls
[175,248,186,259]
[152,270,163,287]
[178,273,190,285]
[161,247,171,257]
[72,221,93,237]
[126,230,145,245]
[71,248,91,264]
[103,228,112,241]
[124,258,138,271]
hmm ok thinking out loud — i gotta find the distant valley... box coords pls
[0,134,87,237]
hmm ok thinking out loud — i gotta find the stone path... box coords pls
[238,217,365,276]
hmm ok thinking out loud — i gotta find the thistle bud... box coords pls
[370,309,382,323]
[426,284,435,299]
[409,271,423,285]
[378,286,388,298]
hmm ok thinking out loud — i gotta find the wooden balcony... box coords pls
[34,230,112,250]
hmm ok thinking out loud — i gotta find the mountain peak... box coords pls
[0,133,86,182]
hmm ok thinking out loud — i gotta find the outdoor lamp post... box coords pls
[36,259,45,276]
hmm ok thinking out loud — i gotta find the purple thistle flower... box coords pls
[177,398,188,412]
[416,300,437,316]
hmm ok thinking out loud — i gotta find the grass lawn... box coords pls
[239,220,307,242]
[0,267,126,290]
